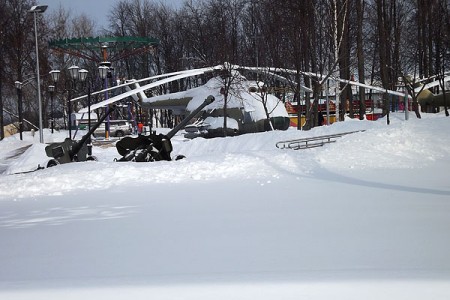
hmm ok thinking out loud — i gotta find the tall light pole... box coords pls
[14,81,23,140]
[77,69,91,132]
[48,85,55,133]
[99,64,110,139]
[28,4,48,143]
[78,69,89,132]
[78,69,94,157]
[49,70,60,134]
[401,75,409,121]
[68,65,79,140]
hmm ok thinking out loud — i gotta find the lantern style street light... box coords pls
[48,85,55,133]
[68,65,80,79]
[50,69,60,83]
[78,68,89,131]
[77,69,95,157]
[14,81,24,140]
[98,65,109,80]
[28,4,48,143]
[68,65,79,140]
[98,63,111,139]
[78,69,88,82]
[49,69,60,134]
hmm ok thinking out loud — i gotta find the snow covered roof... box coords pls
[146,73,288,120]
[71,112,98,120]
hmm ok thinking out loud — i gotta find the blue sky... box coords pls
[44,0,184,29]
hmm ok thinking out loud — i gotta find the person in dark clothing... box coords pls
[318,110,324,126]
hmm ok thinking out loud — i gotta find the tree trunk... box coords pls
[0,75,3,140]
[376,0,390,124]
[356,0,366,120]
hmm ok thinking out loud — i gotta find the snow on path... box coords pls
[0,113,450,299]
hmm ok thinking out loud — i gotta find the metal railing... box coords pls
[276,130,364,150]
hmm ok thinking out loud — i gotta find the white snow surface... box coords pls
[203,116,239,130]
[1,113,450,299]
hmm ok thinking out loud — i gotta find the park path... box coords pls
[0,144,32,175]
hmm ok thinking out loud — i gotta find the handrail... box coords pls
[276,130,364,150]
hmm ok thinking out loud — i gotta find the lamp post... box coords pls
[78,69,95,157]
[78,68,89,131]
[49,70,60,133]
[14,81,23,140]
[78,69,88,81]
[28,4,48,143]
[78,69,90,128]
[48,85,55,133]
[68,65,79,140]
[401,75,409,121]
[98,64,110,139]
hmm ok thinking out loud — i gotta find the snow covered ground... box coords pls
[1,113,450,299]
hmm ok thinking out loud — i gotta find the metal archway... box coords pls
[49,36,160,62]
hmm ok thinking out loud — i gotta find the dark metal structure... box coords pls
[276,131,365,150]
[49,36,160,63]
[115,96,215,162]
[45,106,116,166]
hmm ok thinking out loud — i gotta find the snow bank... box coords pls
[1,113,450,300]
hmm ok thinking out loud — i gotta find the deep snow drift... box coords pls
[0,113,450,300]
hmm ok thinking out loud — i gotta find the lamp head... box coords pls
[28,5,48,13]
[98,65,109,79]
[68,65,80,80]
[79,69,88,82]
[49,70,60,83]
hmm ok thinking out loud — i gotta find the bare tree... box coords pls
[355,0,366,119]
[3,0,41,127]
[0,0,440,137]
[0,0,8,139]
[218,62,243,136]
[438,71,449,116]
[71,14,96,37]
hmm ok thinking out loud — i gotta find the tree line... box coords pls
[1,0,449,138]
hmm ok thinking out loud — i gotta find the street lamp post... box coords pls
[14,81,23,140]
[98,64,110,139]
[28,4,48,144]
[79,69,89,134]
[68,65,79,140]
[49,70,60,134]
[78,69,89,129]
[78,69,95,157]
[48,85,55,133]
[79,69,88,85]
[401,75,409,121]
